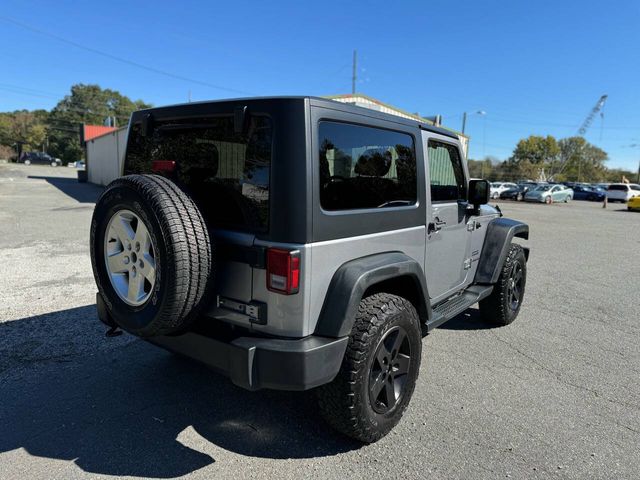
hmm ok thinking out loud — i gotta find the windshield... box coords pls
[534,185,551,192]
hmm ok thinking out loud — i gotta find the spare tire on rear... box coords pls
[90,174,213,337]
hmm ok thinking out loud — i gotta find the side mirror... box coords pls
[468,179,490,207]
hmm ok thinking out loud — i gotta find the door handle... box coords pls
[428,217,446,234]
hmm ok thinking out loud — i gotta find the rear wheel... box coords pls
[480,244,527,326]
[317,293,422,443]
[90,174,213,337]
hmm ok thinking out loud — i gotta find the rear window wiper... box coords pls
[377,200,413,208]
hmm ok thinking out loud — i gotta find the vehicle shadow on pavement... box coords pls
[0,306,359,478]
[438,308,499,330]
[28,175,102,203]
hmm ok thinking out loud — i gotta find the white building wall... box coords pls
[87,128,127,186]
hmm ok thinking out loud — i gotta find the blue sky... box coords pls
[1,0,639,169]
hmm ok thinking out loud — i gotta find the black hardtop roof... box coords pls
[132,96,458,140]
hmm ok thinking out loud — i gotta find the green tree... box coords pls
[502,135,560,181]
[512,135,560,166]
[47,84,151,163]
[0,111,47,151]
[467,158,494,179]
[554,137,607,182]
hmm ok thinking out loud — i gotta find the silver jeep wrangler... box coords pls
[90,97,529,443]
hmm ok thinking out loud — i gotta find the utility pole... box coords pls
[461,112,467,134]
[352,50,357,95]
[188,89,192,103]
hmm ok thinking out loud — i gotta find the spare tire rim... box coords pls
[369,326,412,414]
[104,209,157,306]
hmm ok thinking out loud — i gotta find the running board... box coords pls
[426,285,494,332]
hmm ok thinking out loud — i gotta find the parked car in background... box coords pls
[500,184,532,201]
[20,152,61,166]
[593,183,610,191]
[627,195,640,211]
[606,183,640,203]
[572,185,606,201]
[490,182,518,199]
[525,184,573,204]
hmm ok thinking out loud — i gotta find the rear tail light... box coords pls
[151,160,176,173]
[266,248,300,295]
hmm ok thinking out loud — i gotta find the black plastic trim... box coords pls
[426,285,493,331]
[474,218,529,284]
[217,242,266,269]
[147,332,348,391]
[314,252,431,338]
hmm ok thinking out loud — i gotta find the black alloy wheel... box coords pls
[506,260,524,312]
[369,326,412,414]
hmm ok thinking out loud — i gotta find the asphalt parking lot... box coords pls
[0,163,638,480]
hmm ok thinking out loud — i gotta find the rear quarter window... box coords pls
[318,121,417,211]
[608,185,628,191]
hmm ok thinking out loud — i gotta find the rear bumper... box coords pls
[148,332,348,391]
[96,293,348,391]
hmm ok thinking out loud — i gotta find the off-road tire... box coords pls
[316,293,422,443]
[90,174,213,337]
[480,243,526,326]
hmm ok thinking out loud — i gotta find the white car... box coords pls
[606,183,640,203]
[490,182,517,199]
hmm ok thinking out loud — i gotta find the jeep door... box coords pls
[422,134,472,303]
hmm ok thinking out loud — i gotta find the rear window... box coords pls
[318,121,417,211]
[608,185,628,191]
[125,115,272,232]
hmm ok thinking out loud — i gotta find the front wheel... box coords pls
[316,293,422,443]
[479,243,527,326]
[545,196,552,204]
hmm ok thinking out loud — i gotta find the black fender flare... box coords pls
[474,218,529,284]
[314,252,430,338]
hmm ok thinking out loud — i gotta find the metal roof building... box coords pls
[326,93,469,156]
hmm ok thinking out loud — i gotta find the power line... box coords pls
[0,15,254,96]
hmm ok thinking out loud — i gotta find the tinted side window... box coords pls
[427,140,466,202]
[319,121,417,211]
